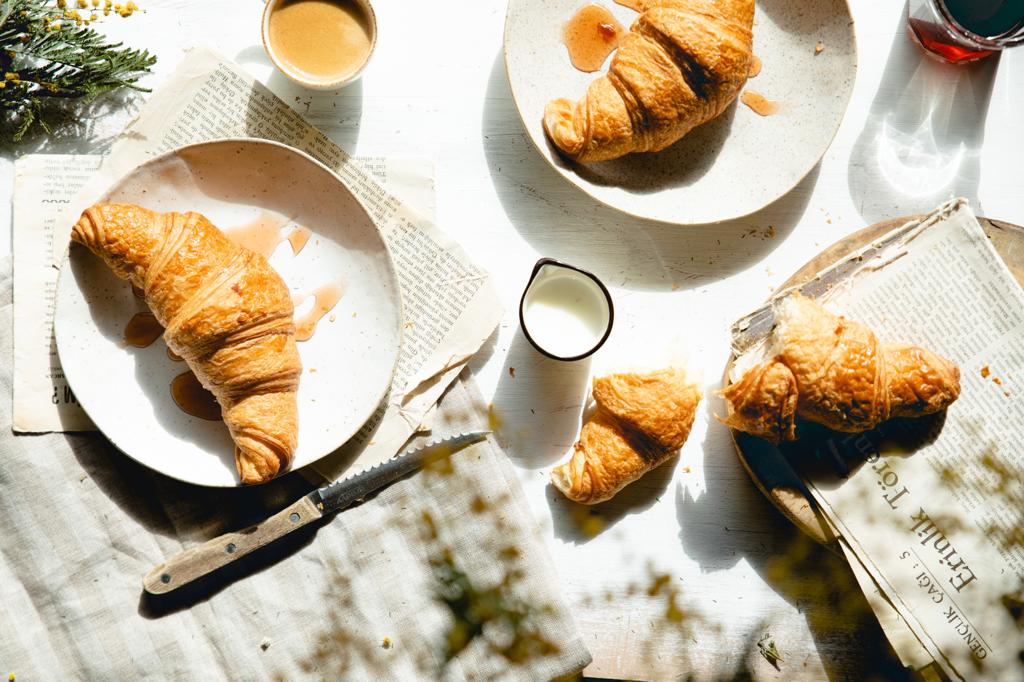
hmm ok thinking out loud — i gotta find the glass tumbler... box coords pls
[907,0,1024,63]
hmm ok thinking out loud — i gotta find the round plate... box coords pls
[504,0,857,224]
[726,216,1024,546]
[55,139,403,487]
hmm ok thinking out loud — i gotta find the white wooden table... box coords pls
[2,1,1022,678]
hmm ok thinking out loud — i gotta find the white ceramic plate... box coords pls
[504,0,857,224]
[55,139,402,486]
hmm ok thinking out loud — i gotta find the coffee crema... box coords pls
[267,0,374,85]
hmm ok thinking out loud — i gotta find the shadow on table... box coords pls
[480,51,820,293]
[68,429,329,618]
[847,2,998,225]
[491,328,591,470]
[234,44,365,156]
[566,103,739,193]
[547,456,675,547]
[0,90,146,155]
[675,398,909,679]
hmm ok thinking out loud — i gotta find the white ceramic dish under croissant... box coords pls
[503,0,857,224]
[54,139,403,487]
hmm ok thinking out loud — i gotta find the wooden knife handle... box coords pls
[143,495,323,595]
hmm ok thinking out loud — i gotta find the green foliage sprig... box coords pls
[0,0,155,141]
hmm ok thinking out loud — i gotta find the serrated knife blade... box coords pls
[313,430,490,514]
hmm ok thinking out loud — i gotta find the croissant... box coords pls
[72,203,302,484]
[544,0,755,163]
[551,368,701,504]
[720,294,961,443]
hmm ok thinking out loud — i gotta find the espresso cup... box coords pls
[262,0,378,90]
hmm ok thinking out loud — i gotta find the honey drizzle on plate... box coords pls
[741,90,781,116]
[225,211,292,258]
[287,225,312,255]
[614,0,644,11]
[124,312,163,347]
[748,54,762,78]
[562,4,624,73]
[170,371,222,421]
[293,281,346,342]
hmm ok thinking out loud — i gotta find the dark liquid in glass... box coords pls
[909,0,1024,62]
[946,0,1024,37]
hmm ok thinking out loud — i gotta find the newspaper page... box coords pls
[12,155,100,431]
[792,200,1024,680]
[24,47,501,482]
[12,153,434,434]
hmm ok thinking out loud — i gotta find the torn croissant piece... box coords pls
[544,0,755,163]
[551,368,702,504]
[719,293,960,443]
[72,203,302,484]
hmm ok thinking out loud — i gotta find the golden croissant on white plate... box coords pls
[719,293,961,443]
[551,368,702,504]
[544,0,755,163]
[72,203,302,484]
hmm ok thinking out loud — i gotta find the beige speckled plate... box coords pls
[55,139,402,487]
[504,0,857,224]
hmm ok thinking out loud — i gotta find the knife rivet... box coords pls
[290,512,300,523]
[160,573,171,584]
[226,542,236,554]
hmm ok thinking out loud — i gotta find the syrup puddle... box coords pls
[293,281,346,342]
[124,312,163,348]
[225,211,313,259]
[563,4,624,72]
[748,55,762,78]
[614,0,644,10]
[741,90,783,116]
[287,226,312,255]
[170,371,222,421]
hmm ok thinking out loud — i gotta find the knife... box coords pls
[143,431,489,595]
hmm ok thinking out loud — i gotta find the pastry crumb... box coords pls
[328,314,336,323]
[682,465,692,473]
[382,636,392,649]
[260,637,271,651]
[509,367,516,378]
[980,365,991,378]
[993,376,1003,385]
[814,41,825,54]
[758,633,783,669]
[309,368,317,373]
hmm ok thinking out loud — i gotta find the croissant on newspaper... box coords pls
[719,294,961,444]
[544,0,755,163]
[72,203,302,484]
[551,368,701,504]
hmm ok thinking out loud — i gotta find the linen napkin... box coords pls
[0,257,590,679]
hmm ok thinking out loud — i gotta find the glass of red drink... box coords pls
[908,0,1024,63]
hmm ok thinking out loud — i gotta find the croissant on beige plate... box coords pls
[544,0,755,163]
[72,203,302,484]
[719,293,961,444]
[552,368,702,504]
